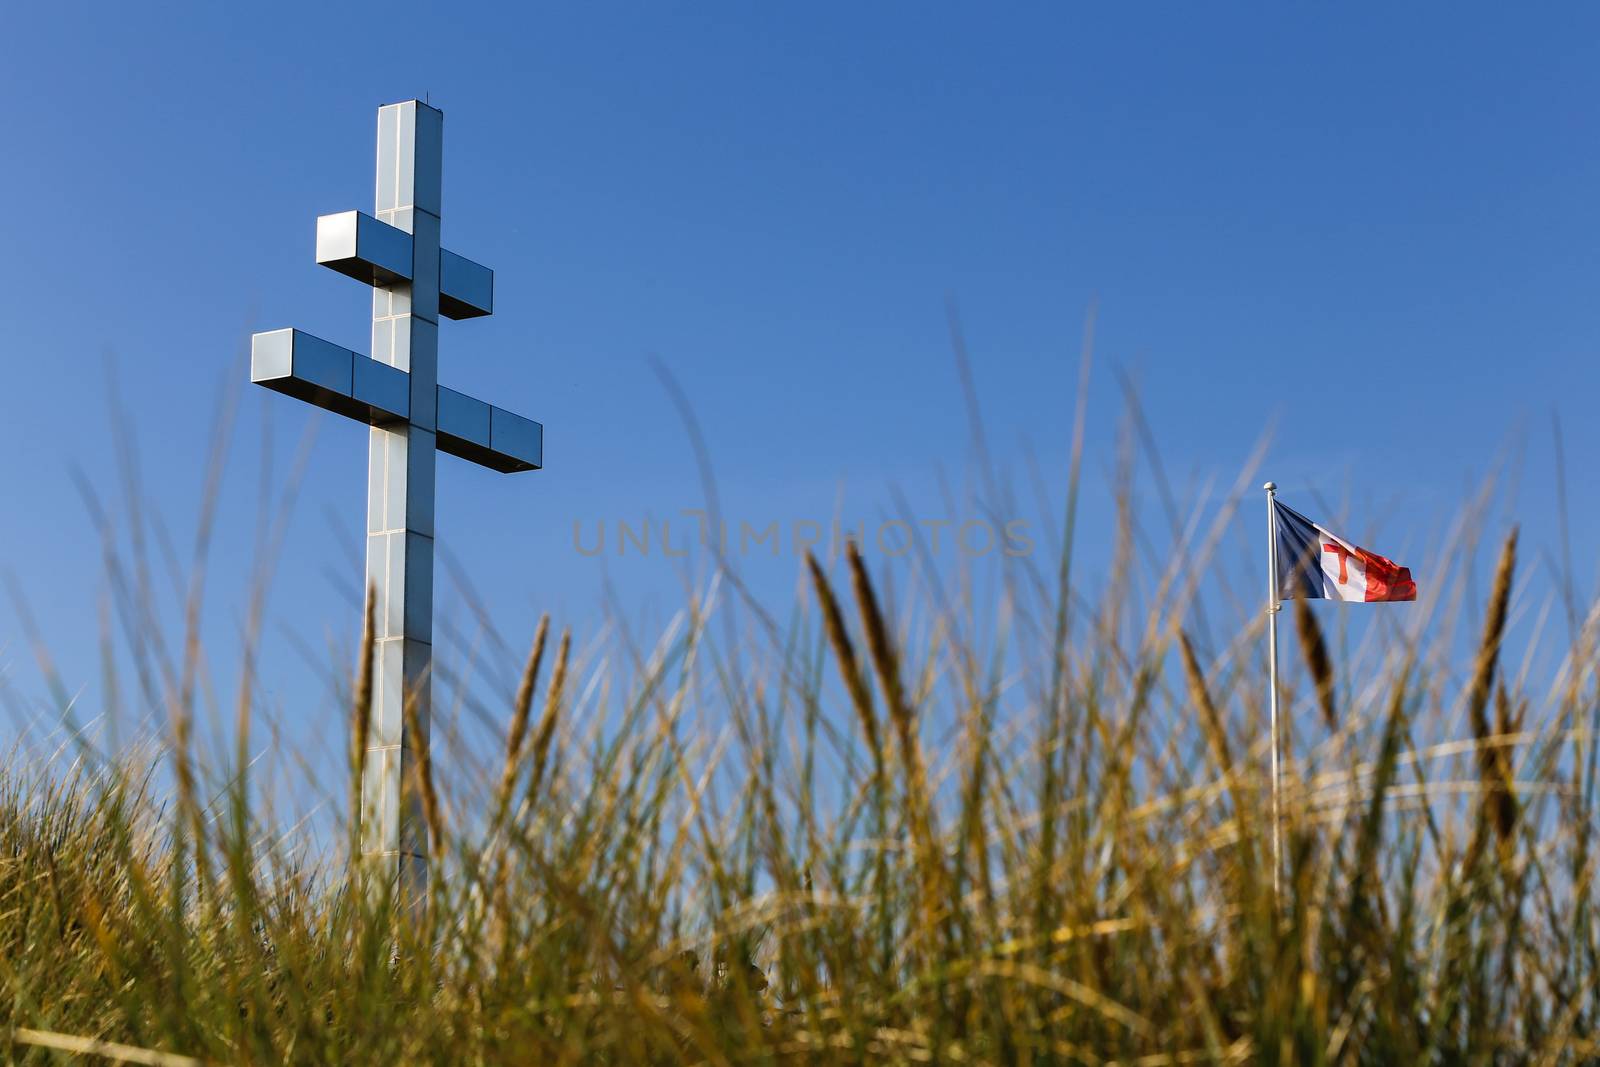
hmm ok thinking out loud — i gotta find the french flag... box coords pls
[1274,500,1416,603]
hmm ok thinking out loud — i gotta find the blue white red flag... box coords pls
[1273,500,1416,603]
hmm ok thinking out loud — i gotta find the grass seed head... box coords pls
[499,614,551,814]
[1293,595,1337,733]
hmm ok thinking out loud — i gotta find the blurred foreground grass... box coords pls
[2,450,1597,1064]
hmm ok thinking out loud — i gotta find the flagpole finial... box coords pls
[1263,481,1276,492]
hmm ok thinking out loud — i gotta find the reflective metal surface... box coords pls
[351,354,410,423]
[436,389,543,472]
[247,101,545,898]
[251,327,350,395]
[437,385,491,447]
[252,329,411,426]
[314,210,494,321]
[361,101,441,888]
[490,406,544,472]
[317,211,413,286]
[440,250,494,318]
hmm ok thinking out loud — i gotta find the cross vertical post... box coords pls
[248,99,545,905]
[364,101,442,896]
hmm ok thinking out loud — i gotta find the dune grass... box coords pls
[3,418,1599,1063]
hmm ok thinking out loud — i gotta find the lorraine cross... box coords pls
[249,100,543,894]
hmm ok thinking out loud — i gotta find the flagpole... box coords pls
[1264,481,1282,900]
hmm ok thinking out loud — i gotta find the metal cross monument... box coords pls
[249,101,543,892]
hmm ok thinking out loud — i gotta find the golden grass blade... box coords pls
[1468,527,1517,742]
[1468,528,1518,851]
[349,583,375,858]
[846,542,916,795]
[1178,631,1232,774]
[1489,682,1522,844]
[844,540,947,950]
[1293,596,1336,733]
[526,628,571,804]
[403,681,443,852]
[498,614,551,816]
[12,1028,208,1067]
[805,551,879,764]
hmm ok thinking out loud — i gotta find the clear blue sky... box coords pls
[2,5,1596,760]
